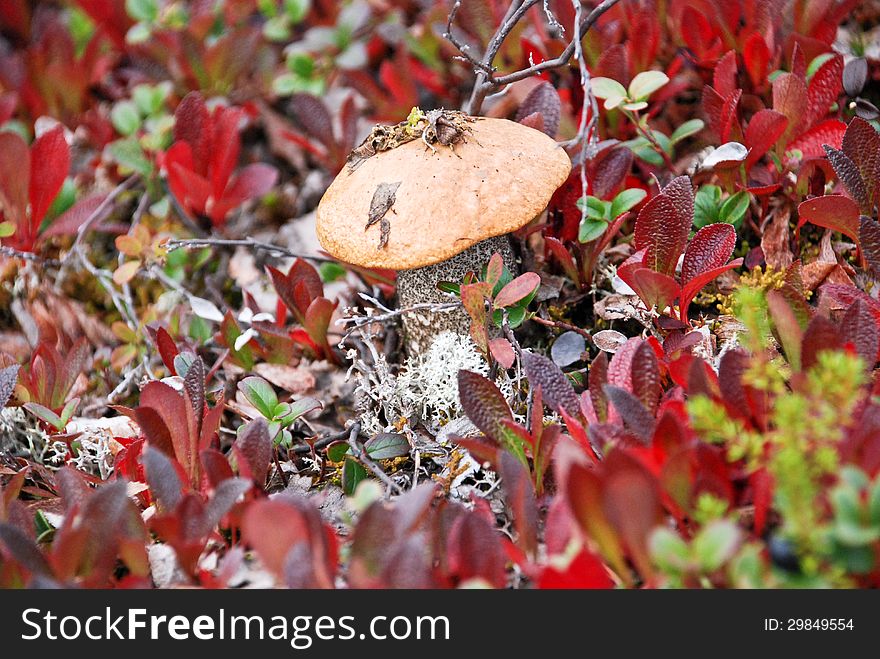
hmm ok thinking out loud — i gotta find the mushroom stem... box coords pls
[397,235,517,355]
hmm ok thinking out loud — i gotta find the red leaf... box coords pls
[446,511,507,588]
[515,81,560,137]
[630,340,661,414]
[233,418,272,486]
[521,351,580,418]
[288,94,335,148]
[40,193,105,238]
[457,370,513,442]
[861,216,880,277]
[679,258,743,321]
[493,272,539,308]
[743,32,770,88]
[545,236,580,283]
[682,223,737,284]
[488,338,515,368]
[718,89,743,143]
[0,131,29,221]
[634,176,692,276]
[841,299,879,369]
[842,117,880,212]
[803,53,843,131]
[618,260,680,311]
[787,119,846,161]
[517,112,544,133]
[538,549,614,589]
[28,125,69,229]
[713,50,738,100]
[802,314,844,371]
[744,109,788,169]
[591,147,634,200]
[773,73,807,147]
[155,327,180,375]
[142,446,185,511]
[208,106,243,200]
[796,195,860,245]
[173,93,211,176]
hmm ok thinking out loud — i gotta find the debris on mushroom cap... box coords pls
[316,117,572,270]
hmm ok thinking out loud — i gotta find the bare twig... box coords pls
[530,315,593,341]
[448,0,624,115]
[0,246,60,266]
[337,292,462,338]
[165,237,334,263]
[64,175,139,264]
[344,422,402,495]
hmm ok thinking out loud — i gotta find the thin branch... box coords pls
[337,294,462,338]
[0,246,60,265]
[452,0,624,115]
[165,237,334,263]
[345,422,402,495]
[530,315,593,341]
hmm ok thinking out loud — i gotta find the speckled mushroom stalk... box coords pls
[315,116,571,357]
[397,235,516,355]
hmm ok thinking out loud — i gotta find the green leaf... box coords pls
[319,262,346,282]
[670,119,705,145]
[0,221,14,238]
[623,137,665,166]
[108,137,153,176]
[869,478,880,526]
[603,95,625,110]
[806,52,836,80]
[576,195,608,220]
[364,433,409,460]
[59,398,80,427]
[342,456,368,495]
[627,71,669,101]
[326,440,350,462]
[238,376,278,419]
[694,185,722,229]
[24,403,63,430]
[132,84,167,116]
[719,191,750,227]
[280,397,322,425]
[284,0,311,22]
[111,101,141,137]
[263,15,291,41]
[610,188,647,219]
[125,0,158,23]
[621,101,648,111]
[590,77,627,100]
[649,527,690,573]
[693,520,741,572]
[579,217,609,243]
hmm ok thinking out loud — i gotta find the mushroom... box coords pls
[316,117,571,355]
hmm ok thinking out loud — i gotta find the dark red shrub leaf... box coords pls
[0,523,52,578]
[842,117,880,212]
[173,93,211,171]
[203,477,251,530]
[233,418,273,486]
[28,125,70,228]
[142,446,185,512]
[588,351,609,422]
[680,258,743,322]
[591,147,633,200]
[841,300,879,369]
[824,145,868,212]
[630,341,661,415]
[681,223,737,284]
[787,119,846,161]
[773,73,807,146]
[860,216,880,278]
[745,109,788,169]
[498,451,537,556]
[521,351,580,418]
[803,54,842,131]
[603,385,655,443]
[743,32,770,88]
[713,50,738,100]
[446,511,506,588]
[457,370,513,442]
[634,177,691,276]
[289,94,336,148]
[797,195,860,246]
[801,314,843,371]
[515,81,561,137]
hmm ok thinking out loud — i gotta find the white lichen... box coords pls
[349,331,516,438]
